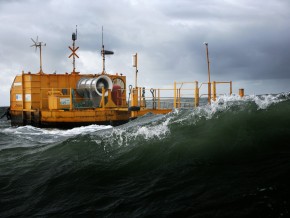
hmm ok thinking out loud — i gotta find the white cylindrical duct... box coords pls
[76,75,113,97]
[76,77,89,97]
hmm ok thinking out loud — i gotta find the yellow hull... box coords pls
[9,72,173,128]
[9,72,133,127]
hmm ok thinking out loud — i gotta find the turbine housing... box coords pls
[77,75,113,97]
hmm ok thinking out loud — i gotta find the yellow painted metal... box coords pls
[212,81,216,101]
[131,108,172,118]
[10,69,239,126]
[100,87,105,109]
[158,89,160,109]
[239,89,244,97]
[105,89,117,108]
[41,109,130,123]
[10,72,130,125]
[21,72,24,112]
[130,87,139,118]
[195,81,199,107]
[69,88,73,110]
[132,88,138,107]
[139,87,142,107]
[208,82,211,104]
[173,81,201,108]
[173,81,176,108]
[177,89,180,108]
[211,81,233,100]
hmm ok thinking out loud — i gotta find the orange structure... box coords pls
[9,29,241,128]
[10,30,132,127]
[10,71,130,127]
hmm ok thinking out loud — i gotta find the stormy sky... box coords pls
[0,0,290,106]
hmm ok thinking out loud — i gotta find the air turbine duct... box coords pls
[76,75,113,97]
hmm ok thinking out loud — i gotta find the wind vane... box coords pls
[30,36,46,74]
[68,25,79,74]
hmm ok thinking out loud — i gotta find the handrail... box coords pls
[16,80,233,112]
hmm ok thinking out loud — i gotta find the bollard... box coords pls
[239,89,244,97]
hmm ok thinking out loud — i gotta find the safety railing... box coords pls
[199,81,232,104]
[14,80,234,111]
[212,81,232,101]
[39,87,127,110]
[174,81,199,108]
[130,80,233,110]
[129,82,199,110]
[129,87,176,110]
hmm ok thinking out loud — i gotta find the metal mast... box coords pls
[31,36,46,74]
[101,26,114,74]
[68,25,79,74]
[204,42,211,104]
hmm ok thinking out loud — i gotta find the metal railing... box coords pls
[39,87,127,110]
[12,80,233,111]
[130,80,233,110]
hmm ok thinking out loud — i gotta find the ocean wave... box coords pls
[1,93,290,217]
[1,92,290,152]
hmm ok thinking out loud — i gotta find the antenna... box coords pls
[101,26,114,74]
[102,26,104,48]
[30,36,46,74]
[102,26,105,73]
[68,25,79,74]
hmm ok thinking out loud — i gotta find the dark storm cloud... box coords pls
[152,0,290,81]
[0,0,290,105]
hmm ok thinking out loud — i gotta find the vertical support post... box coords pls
[102,87,105,109]
[131,53,139,117]
[68,28,79,74]
[132,53,138,88]
[158,89,160,109]
[239,89,244,97]
[204,42,211,104]
[102,26,105,74]
[154,89,157,109]
[173,81,177,108]
[130,87,139,118]
[40,73,42,110]
[138,87,141,107]
[39,45,43,73]
[70,88,72,110]
[102,45,105,74]
[21,73,25,123]
[131,88,138,107]
[40,88,42,110]
[178,89,181,108]
[230,81,232,95]
[21,72,25,110]
[194,81,199,107]
[31,37,46,74]
[208,83,211,104]
[72,40,75,73]
[212,81,216,101]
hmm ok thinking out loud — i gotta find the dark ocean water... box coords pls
[1,93,290,218]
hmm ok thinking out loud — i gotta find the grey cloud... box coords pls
[0,0,290,105]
